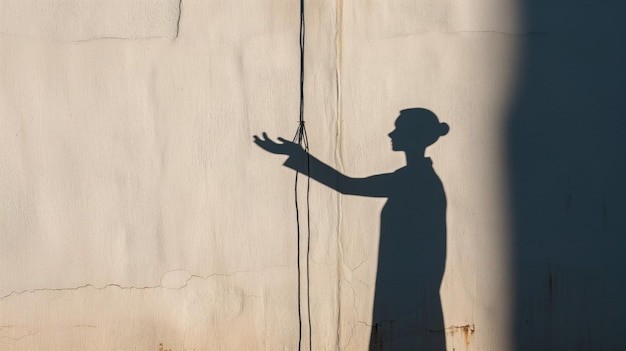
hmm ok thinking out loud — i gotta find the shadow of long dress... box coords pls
[369,160,447,351]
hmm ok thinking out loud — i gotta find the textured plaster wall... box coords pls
[0,1,527,350]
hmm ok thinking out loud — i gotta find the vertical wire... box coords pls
[300,0,313,348]
[303,126,312,351]
[293,159,302,351]
[293,0,311,350]
[293,122,311,351]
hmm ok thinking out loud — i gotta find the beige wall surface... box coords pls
[8,1,622,350]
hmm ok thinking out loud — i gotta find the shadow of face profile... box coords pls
[388,108,450,152]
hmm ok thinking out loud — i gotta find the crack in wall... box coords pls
[340,277,362,349]
[0,326,40,341]
[0,33,169,43]
[334,1,345,348]
[0,0,183,42]
[0,264,292,300]
[175,0,183,38]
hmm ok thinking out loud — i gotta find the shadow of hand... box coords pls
[253,132,303,156]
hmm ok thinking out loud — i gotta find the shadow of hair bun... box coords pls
[439,122,450,136]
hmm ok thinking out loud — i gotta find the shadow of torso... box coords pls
[370,161,447,350]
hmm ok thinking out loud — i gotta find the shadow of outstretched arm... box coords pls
[254,132,390,198]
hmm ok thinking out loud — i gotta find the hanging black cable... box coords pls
[292,0,312,350]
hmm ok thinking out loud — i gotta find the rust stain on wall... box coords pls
[446,324,475,350]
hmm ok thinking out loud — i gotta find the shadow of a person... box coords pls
[254,108,449,350]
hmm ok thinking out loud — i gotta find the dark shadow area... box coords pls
[507,2,626,350]
[255,108,449,350]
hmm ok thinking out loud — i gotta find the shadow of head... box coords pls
[389,108,449,152]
